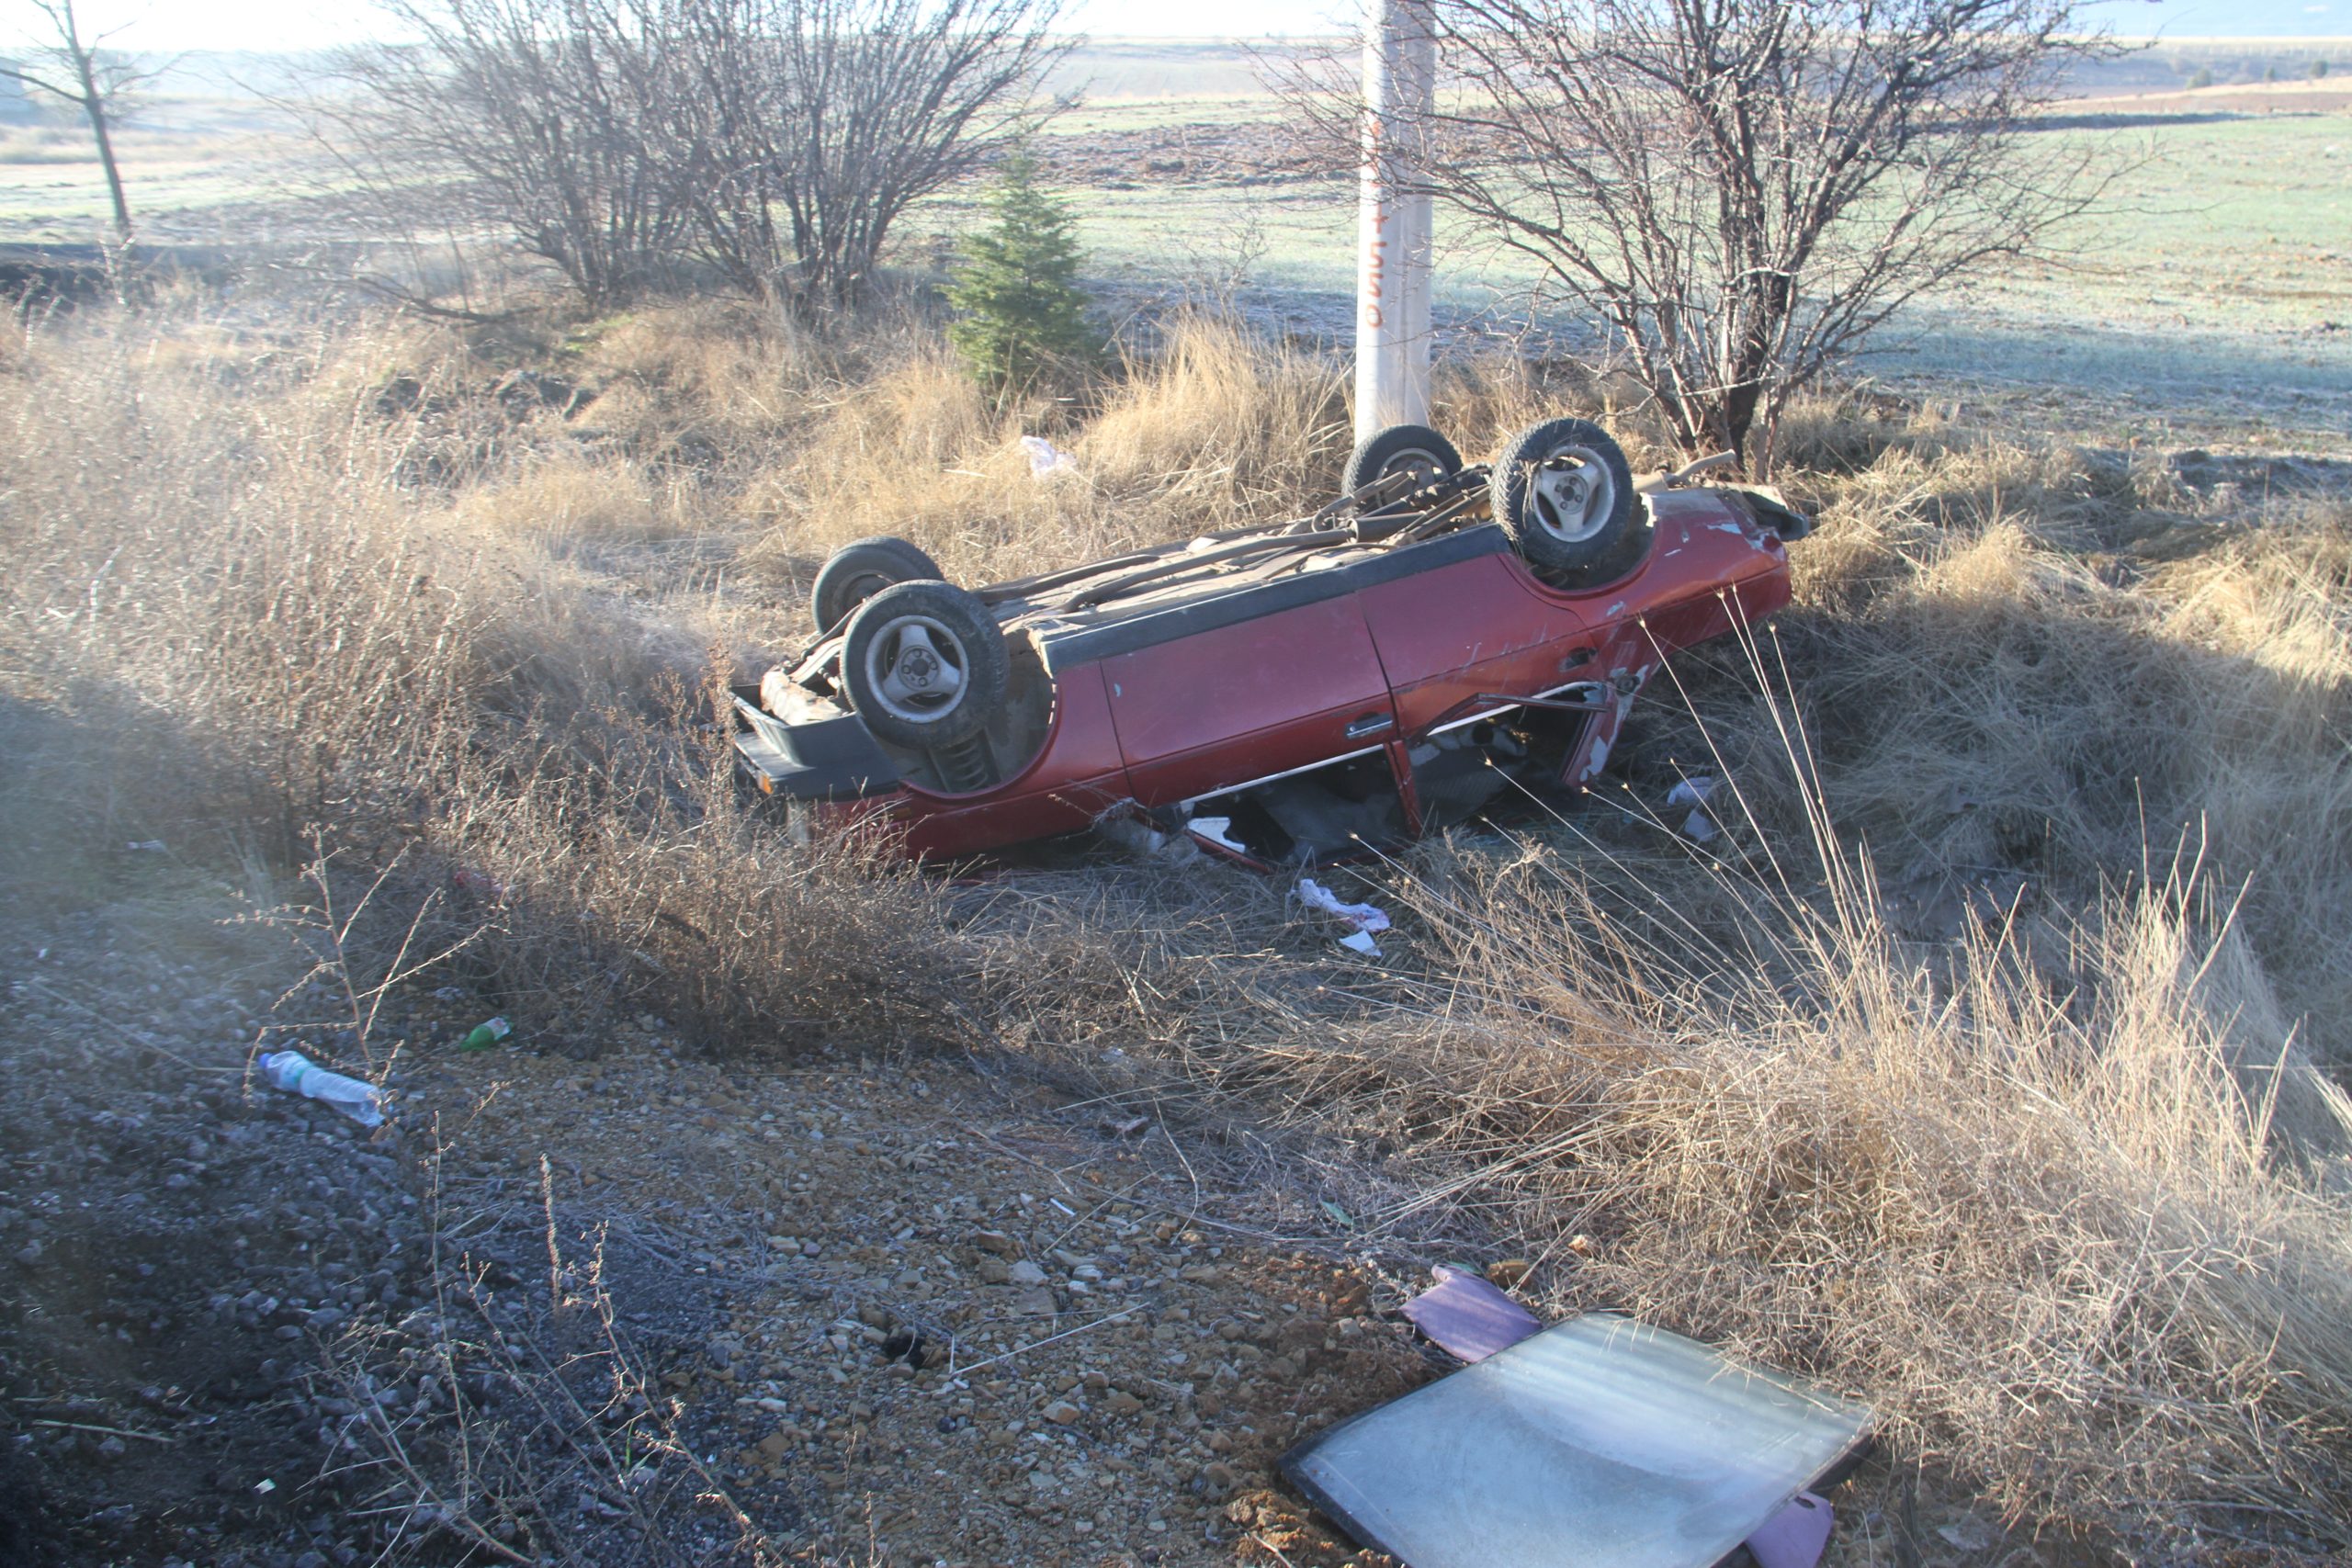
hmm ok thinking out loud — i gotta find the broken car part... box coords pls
[1283,1312,1871,1568]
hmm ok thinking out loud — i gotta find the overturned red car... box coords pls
[732,417,1809,863]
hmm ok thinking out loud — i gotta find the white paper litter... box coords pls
[1020,435,1075,478]
[1666,776,1719,842]
[1300,877,1391,956]
[1298,877,1391,933]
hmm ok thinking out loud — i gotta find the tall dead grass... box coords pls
[1370,782,2352,1542]
[738,310,1359,587]
[1681,412,2352,1052]
[0,293,953,1050]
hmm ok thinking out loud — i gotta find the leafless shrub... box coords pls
[1283,0,2129,471]
[732,0,1072,312]
[328,0,695,310]
[324,0,1068,314]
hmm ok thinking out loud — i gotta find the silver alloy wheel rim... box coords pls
[1527,445,1617,544]
[862,614,969,725]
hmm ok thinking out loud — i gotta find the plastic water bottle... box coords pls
[458,1017,512,1053]
[259,1051,385,1128]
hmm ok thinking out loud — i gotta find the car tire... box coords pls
[838,580,1010,751]
[1490,418,1641,581]
[1343,423,1463,497]
[812,536,945,635]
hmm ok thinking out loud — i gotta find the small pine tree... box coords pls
[2314,59,2331,80]
[947,152,1096,390]
[2188,66,2213,89]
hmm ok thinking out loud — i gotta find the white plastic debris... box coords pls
[1020,435,1075,478]
[1188,816,1247,853]
[1299,877,1392,956]
[258,1050,385,1128]
[1665,776,1719,842]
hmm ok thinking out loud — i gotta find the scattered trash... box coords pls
[257,1051,384,1128]
[1020,434,1075,478]
[431,986,466,1002]
[1298,877,1391,956]
[1400,1265,1541,1364]
[458,1016,512,1053]
[1666,775,1719,841]
[1319,1200,1354,1228]
[1485,1257,1531,1289]
[1291,1307,1871,1568]
[1107,1115,1148,1137]
[124,840,166,853]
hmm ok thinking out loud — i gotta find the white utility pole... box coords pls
[1354,0,1435,441]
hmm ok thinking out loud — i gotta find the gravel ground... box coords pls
[0,869,1435,1566]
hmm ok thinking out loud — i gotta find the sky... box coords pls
[13,0,2345,55]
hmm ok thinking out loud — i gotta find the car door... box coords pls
[1356,545,1596,739]
[1098,586,1399,807]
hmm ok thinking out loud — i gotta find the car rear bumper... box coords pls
[729,687,905,801]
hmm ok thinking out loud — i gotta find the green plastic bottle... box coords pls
[458,1016,513,1053]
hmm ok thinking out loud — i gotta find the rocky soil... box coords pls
[0,866,1443,1567]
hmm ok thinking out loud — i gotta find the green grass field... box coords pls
[1046,111,2350,448]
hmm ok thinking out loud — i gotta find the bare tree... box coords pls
[752,0,1071,311]
[643,0,1071,310]
[328,0,1067,315]
[332,0,695,310]
[1289,0,2122,471]
[3,0,164,237]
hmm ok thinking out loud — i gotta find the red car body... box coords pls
[733,485,1802,862]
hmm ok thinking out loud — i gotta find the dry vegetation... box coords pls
[6,283,2352,1557]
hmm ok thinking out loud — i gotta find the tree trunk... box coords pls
[70,45,131,237]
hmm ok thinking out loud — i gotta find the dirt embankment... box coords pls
[0,874,1437,1567]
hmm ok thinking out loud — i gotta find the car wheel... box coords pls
[1343,423,1464,497]
[838,580,1010,751]
[812,536,945,635]
[1490,418,1641,580]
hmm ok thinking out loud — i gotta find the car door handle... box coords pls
[1344,713,1395,739]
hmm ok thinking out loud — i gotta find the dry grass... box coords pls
[7,285,2352,1554]
[1367,773,2352,1540]
[0,293,955,1054]
[735,310,1356,586]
